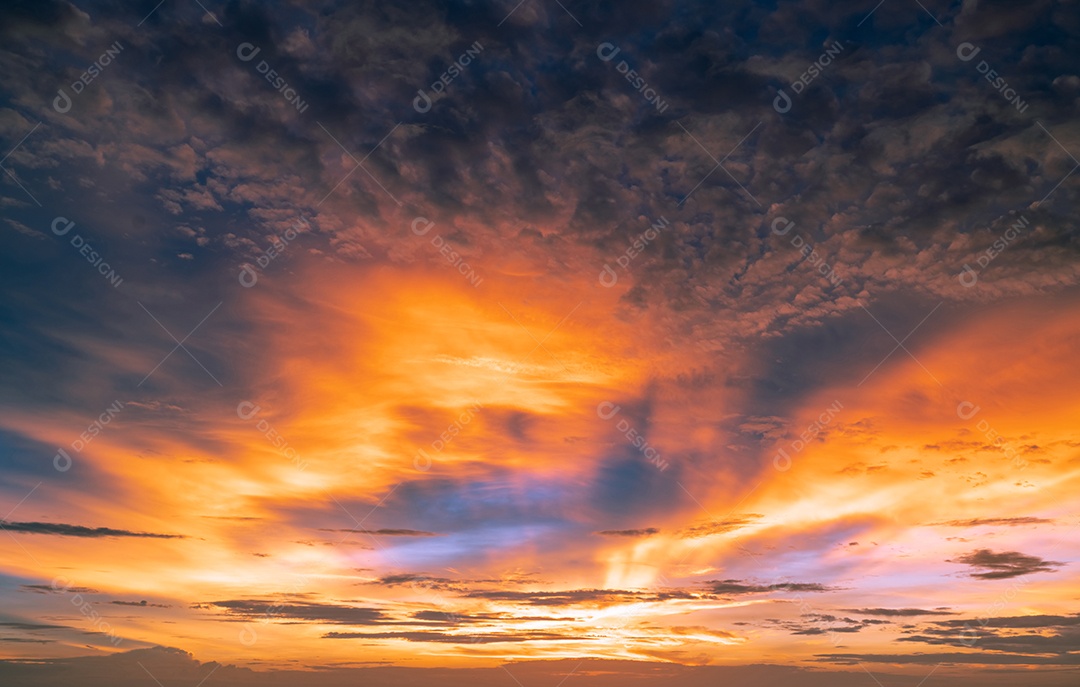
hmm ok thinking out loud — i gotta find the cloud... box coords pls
[0,521,185,539]
[678,515,762,538]
[370,574,461,591]
[596,528,659,537]
[706,580,835,595]
[816,652,1080,666]
[0,622,67,630]
[842,608,956,617]
[318,528,440,536]
[899,614,1080,656]
[323,630,580,643]
[210,600,391,625]
[21,585,98,594]
[464,589,698,607]
[949,549,1065,579]
[931,517,1053,527]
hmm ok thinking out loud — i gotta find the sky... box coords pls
[0,0,1079,685]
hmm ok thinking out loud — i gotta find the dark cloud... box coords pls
[679,515,762,538]
[949,549,1065,579]
[324,630,580,643]
[596,528,659,537]
[932,517,1053,527]
[464,588,698,607]
[210,600,391,625]
[0,521,185,539]
[842,608,956,617]
[817,652,1080,666]
[933,614,1080,630]
[706,580,835,595]
[318,528,440,536]
[0,621,67,630]
[21,584,98,594]
[370,573,462,592]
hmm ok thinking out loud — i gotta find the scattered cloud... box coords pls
[949,549,1065,580]
[1,521,185,539]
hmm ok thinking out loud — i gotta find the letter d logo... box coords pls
[239,264,258,288]
[237,401,261,420]
[773,88,792,113]
[413,89,432,113]
[958,264,978,288]
[236,43,261,62]
[53,88,72,113]
[596,401,621,420]
[239,624,258,646]
[956,42,981,62]
[414,449,432,472]
[53,448,72,472]
[772,448,791,472]
[771,217,795,235]
[411,217,435,235]
[956,401,980,420]
[599,265,618,287]
[51,217,75,236]
[596,42,620,62]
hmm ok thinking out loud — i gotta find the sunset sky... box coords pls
[1,1,1079,685]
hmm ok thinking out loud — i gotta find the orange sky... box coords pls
[3,261,1078,670]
